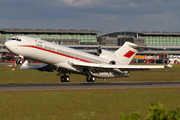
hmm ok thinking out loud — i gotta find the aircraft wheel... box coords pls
[86,75,91,82]
[60,76,65,82]
[90,76,96,82]
[65,76,70,82]
[16,57,22,65]
[86,75,95,82]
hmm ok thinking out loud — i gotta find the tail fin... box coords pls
[115,42,140,65]
[114,41,165,65]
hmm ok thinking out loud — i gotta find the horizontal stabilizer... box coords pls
[129,45,165,50]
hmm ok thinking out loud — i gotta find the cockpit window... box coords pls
[9,37,21,41]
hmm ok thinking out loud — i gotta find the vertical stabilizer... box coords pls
[115,42,139,65]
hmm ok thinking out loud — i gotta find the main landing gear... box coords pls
[58,70,96,83]
[60,75,70,82]
[86,74,96,82]
[57,69,70,82]
[60,75,96,83]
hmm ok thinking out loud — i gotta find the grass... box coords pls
[0,88,180,120]
[0,64,180,119]
[0,64,180,83]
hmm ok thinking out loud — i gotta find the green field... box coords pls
[0,64,180,83]
[0,64,180,120]
[0,89,180,120]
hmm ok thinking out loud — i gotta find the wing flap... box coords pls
[69,61,164,71]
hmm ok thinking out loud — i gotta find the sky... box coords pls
[0,0,180,35]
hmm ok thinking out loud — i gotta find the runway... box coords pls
[0,81,180,91]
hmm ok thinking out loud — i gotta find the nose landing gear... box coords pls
[15,56,23,65]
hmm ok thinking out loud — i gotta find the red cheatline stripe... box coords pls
[19,45,92,63]
[124,50,135,58]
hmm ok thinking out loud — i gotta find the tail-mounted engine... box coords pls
[97,49,118,64]
[109,60,116,65]
[97,49,102,55]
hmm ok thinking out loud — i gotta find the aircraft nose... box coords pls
[4,40,13,51]
[4,41,10,49]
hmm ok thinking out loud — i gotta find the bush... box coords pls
[120,111,142,120]
[120,102,180,120]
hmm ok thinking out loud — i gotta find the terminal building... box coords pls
[1,29,180,63]
[0,28,100,45]
[98,31,180,46]
[98,31,180,63]
[0,28,100,62]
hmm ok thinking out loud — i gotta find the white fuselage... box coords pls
[5,36,110,74]
[5,36,166,79]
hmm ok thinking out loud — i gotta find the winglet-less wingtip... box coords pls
[20,60,48,69]
[20,60,29,69]
[165,59,174,68]
[22,60,29,66]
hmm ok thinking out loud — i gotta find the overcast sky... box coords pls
[1,0,180,35]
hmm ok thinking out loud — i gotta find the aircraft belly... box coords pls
[55,59,82,73]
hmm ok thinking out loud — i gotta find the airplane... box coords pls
[168,55,180,63]
[4,36,172,82]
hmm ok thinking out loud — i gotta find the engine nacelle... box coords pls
[97,49,119,64]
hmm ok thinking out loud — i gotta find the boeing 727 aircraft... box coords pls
[4,36,172,82]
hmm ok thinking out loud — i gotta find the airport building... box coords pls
[1,29,180,63]
[98,31,180,46]
[0,28,100,45]
[98,31,180,63]
[0,28,100,62]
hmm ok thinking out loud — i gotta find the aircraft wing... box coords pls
[20,60,55,72]
[69,61,165,72]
